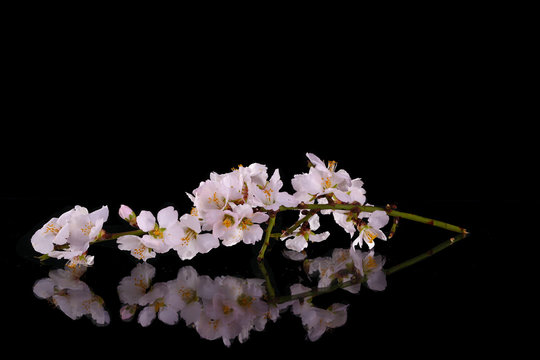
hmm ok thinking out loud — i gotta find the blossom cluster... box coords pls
[30,153,391,265]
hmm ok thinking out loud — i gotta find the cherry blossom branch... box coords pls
[257,213,276,262]
[278,203,468,234]
[93,229,146,244]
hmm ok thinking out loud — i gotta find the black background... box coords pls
[1,14,531,358]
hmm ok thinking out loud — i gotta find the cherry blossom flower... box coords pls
[117,235,156,261]
[232,204,269,245]
[281,214,330,252]
[291,153,352,203]
[173,213,219,260]
[136,207,183,253]
[351,210,389,249]
[31,205,109,260]
[250,169,299,210]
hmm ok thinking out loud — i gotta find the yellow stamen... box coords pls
[222,215,234,228]
[328,160,337,172]
[180,228,197,246]
[80,222,94,236]
[150,224,164,239]
[239,217,253,230]
[322,176,332,189]
[44,222,60,235]
[364,228,377,243]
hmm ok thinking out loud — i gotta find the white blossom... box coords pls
[281,214,330,252]
[173,213,220,260]
[31,205,109,261]
[291,153,352,203]
[351,210,389,249]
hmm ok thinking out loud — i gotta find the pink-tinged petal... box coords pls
[137,211,156,232]
[89,205,109,224]
[368,210,390,229]
[157,206,179,228]
[251,212,269,223]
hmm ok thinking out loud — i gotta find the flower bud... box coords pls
[119,205,137,227]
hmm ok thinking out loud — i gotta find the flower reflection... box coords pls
[32,247,387,346]
[118,263,280,346]
[33,264,110,326]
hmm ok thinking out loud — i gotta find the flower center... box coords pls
[44,222,60,235]
[322,176,333,190]
[80,222,94,236]
[222,215,235,228]
[150,224,165,239]
[133,245,150,259]
[364,228,377,243]
[180,228,198,246]
[239,217,253,230]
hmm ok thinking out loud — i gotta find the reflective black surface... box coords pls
[2,107,523,356]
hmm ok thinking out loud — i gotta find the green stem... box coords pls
[281,209,318,237]
[279,204,468,234]
[257,214,276,262]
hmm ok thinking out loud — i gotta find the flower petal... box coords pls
[157,206,178,228]
[137,211,156,232]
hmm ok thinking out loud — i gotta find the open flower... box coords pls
[31,205,109,260]
[351,210,389,249]
[173,213,220,260]
[292,153,352,203]
[117,206,183,260]
[232,204,269,245]
[117,235,156,261]
[205,208,242,246]
[281,214,330,252]
[137,206,183,254]
[250,169,299,210]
